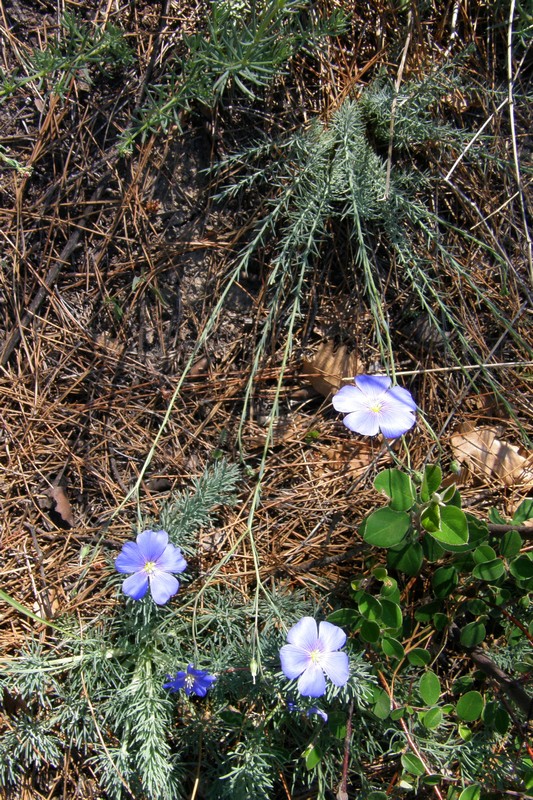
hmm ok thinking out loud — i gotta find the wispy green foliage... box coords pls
[161,459,240,543]
[119,0,347,149]
[2,461,376,800]
[213,70,531,421]
[0,12,132,102]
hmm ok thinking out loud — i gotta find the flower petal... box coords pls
[156,544,187,574]
[136,529,169,562]
[320,651,350,687]
[280,644,311,680]
[343,409,381,436]
[387,384,417,411]
[149,571,180,605]
[122,571,149,600]
[318,621,346,652]
[378,404,416,438]
[115,541,145,574]
[193,673,217,697]
[331,384,363,413]
[298,664,326,697]
[163,671,186,692]
[307,706,328,723]
[354,374,391,401]
[286,617,319,650]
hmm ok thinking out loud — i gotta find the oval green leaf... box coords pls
[432,565,458,598]
[380,599,402,631]
[387,541,423,576]
[430,505,468,547]
[363,508,411,548]
[303,743,322,770]
[509,554,533,580]
[374,469,416,511]
[360,619,380,643]
[421,706,443,730]
[456,691,484,722]
[471,558,505,582]
[499,529,522,558]
[382,636,405,660]
[460,621,486,648]
[420,464,442,502]
[407,648,431,667]
[419,670,441,705]
[473,544,497,564]
[401,753,425,777]
[458,785,481,800]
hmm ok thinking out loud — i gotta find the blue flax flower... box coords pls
[164,664,216,697]
[115,529,186,605]
[280,617,350,697]
[332,375,416,438]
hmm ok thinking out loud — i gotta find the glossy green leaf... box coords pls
[499,529,522,558]
[381,636,405,660]
[374,469,416,511]
[421,534,445,561]
[401,753,425,777]
[420,464,442,501]
[460,621,486,647]
[363,508,411,548]
[407,648,431,667]
[360,619,380,643]
[421,706,443,730]
[513,498,533,524]
[379,577,400,602]
[373,566,388,580]
[327,608,360,628]
[489,508,506,524]
[456,691,484,722]
[421,503,440,533]
[433,612,448,631]
[432,565,458,598]
[419,670,441,705]
[482,701,510,735]
[357,593,382,621]
[303,743,322,770]
[458,723,473,741]
[473,544,497,563]
[386,541,423,576]
[328,710,347,740]
[380,599,402,630]
[509,554,533,580]
[372,688,391,719]
[414,600,442,622]
[430,505,468,547]
[472,558,505,582]
[458,784,481,800]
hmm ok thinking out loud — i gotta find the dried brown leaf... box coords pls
[48,485,75,527]
[302,342,360,397]
[450,427,533,488]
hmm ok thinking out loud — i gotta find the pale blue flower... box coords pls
[164,664,216,697]
[280,617,350,697]
[115,529,186,605]
[332,375,416,438]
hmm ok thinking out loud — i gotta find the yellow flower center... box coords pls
[370,403,383,413]
[309,648,322,664]
[144,560,156,574]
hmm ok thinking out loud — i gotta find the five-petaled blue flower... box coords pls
[115,529,187,605]
[280,617,350,697]
[332,375,416,438]
[164,664,217,697]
